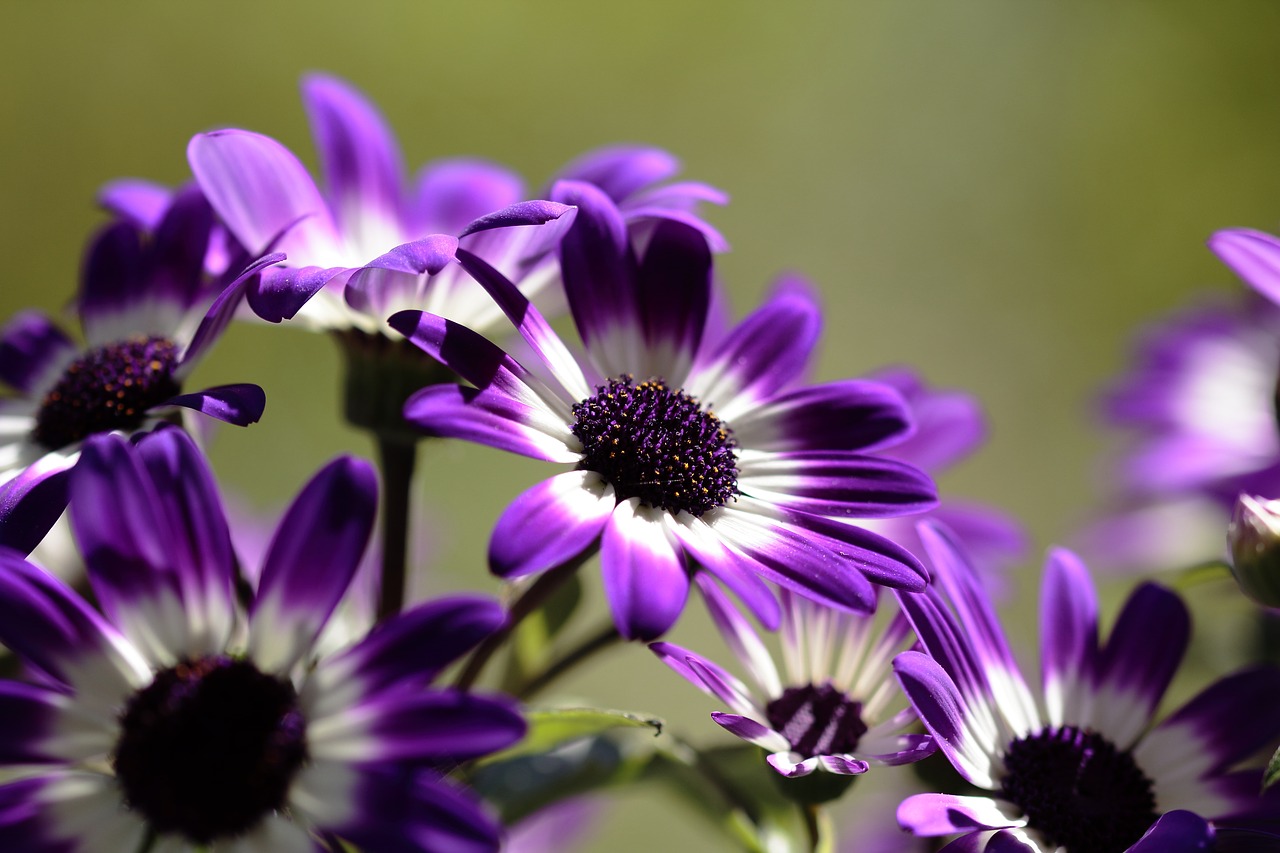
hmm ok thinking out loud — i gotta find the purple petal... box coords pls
[1092,582,1189,749]
[0,550,142,694]
[318,595,504,698]
[694,573,781,696]
[488,471,615,578]
[893,651,997,788]
[403,383,579,462]
[1209,228,1280,305]
[301,74,406,242]
[1039,547,1098,726]
[551,180,640,374]
[600,499,689,640]
[634,218,711,378]
[897,793,1021,835]
[686,281,822,418]
[412,158,524,236]
[1128,811,1213,852]
[459,200,577,239]
[871,367,987,472]
[143,184,216,312]
[354,689,526,763]
[98,178,172,228]
[188,129,340,262]
[77,221,146,342]
[344,235,459,317]
[650,643,755,713]
[0,682,86,764]
[709,713,789,751]
[0,457,73,556]
[248,455,377,673]
[553,145,680,202]
[163,383,265,426]
[731,379,913,455]
[179,251,287,370]
[738,452,937,518]
[0,311,75,394]
[247,263,351,323]
[454,248,591,401]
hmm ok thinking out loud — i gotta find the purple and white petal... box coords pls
[249,456,377,674]
[300,74,407,258]
[600,498,689,640]
[1091,582,1189,749]
[38,772,150,853]
[162,383,266,426]
[693,573,782,697]
[77,221,154,346]
[649,643,758,716]
[731,379,913,455]
[488,471,615,579]
[765,752,822,778]
[674,517,781,630]
[1209,228,1280,306]
[709,712,790,752]
[737,452,937,518]
[178,251,287,371]
[403,383,580,462]
[188,130,343,265]
[0,455,74,556]
[0,311,76,396]
[893,651,1000,788]
[896,793,1025,836]
[246,264,354,325]
[411,158,524,236]
[0,681,114,764]
[633,219,711,381]
[816,754,871,775]
[685,283,822,421]
[1039,547,1098,728]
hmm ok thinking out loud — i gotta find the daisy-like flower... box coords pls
[0,187,276,554]
[1084,291,1280,572]
[893,521,1280,852]
[0,426,525,852]
[187,73,719,335]
[652,575,934,782]
[391,184,936,640]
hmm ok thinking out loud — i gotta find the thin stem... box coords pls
[516,621,623,699]
[801,802,822,852]
[454,548,596,691]
[375,435,417,621]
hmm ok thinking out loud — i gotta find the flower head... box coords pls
[893,522,1280,852]
[652,576,933,784]
[0,427,524,851]
[392,185,936,640]
[0,188,275,553]
[187,74,718,335]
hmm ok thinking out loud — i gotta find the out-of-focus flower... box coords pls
[894,522,1280,852]
[0,188,275,553]
[393,186,935,640]
[187,74,719,337]
[1229,493,1280,608]
[0,427,524,851]
[652,576,933,785]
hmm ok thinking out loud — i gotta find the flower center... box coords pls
[113,655,308,844]
[999,725,1158,853]
[571,375,738,516]
[33,336,181,450]
[765,683,868,757]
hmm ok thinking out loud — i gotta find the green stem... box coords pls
[801,802,822,852]
[375,436,417,621]
[454,548,596,691]
[516,621,623,699]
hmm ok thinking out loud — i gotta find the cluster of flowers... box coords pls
[0,73,1278,852]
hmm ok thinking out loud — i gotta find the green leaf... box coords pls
[503,574,583,687]
[479,706,664,766]
[1263,743,1280,791]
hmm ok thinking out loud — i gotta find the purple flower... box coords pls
[392,186,936,640]
[1086,292,1280,571]
[652,576,934,779]
[0,427,524,851]
[0,188,275,554]
[187,73,718,335]
[893,522,1280,852]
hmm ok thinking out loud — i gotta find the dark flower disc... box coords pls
[113,655,308,843]
[571,375,739,516]
[33,336,181,450]
[999,725,1158,853]
[765,682,868,757]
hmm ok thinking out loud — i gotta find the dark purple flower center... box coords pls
[113,655,308,844]
[571,375,738,516]
[999,725,1158,853]
[765,683,868,757]
[33,336,181,450]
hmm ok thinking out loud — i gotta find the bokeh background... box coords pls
[5,1,1280,849]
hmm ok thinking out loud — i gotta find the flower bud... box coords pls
[1228,494,1280,608]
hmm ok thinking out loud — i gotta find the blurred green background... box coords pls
[5,1,1280,848]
